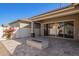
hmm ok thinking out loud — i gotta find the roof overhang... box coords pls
[9,19,32,25]
[32,5,79,22]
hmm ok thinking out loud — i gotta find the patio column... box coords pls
[75,15,79,40]
[31,22,35,37]
[41,24,44,36]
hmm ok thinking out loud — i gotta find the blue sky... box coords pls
[0,3,71,25]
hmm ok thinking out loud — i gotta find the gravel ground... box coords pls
[1,37,79,56]
[0,42,10,56]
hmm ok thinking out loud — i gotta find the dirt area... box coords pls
[0,42,10,56]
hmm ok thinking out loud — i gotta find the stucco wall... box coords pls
[20,23,30,28]
[74,14,79,40]
[14,28,31,38]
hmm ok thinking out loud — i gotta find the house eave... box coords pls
[9,19,32,25]
[32,6,79,22]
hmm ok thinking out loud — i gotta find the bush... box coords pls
[3,27,16,39]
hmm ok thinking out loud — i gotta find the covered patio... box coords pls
[30,4,79,40]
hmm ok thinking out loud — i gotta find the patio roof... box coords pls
[31,3,79,21]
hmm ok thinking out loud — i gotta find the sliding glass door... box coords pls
[48,23,59,36]
[44,21,74,39]
[64,21,74,38]
[57,22,64,37]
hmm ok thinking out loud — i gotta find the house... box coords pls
[9,19,32,38]
[9,3,79,40]
[30,3,79,40]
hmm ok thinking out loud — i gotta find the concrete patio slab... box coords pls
[1,37,79,56]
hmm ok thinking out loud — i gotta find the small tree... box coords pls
[3,27,15,40]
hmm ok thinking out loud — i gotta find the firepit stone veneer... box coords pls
[26,39,49,49]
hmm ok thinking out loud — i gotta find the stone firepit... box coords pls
[26,39,49,49]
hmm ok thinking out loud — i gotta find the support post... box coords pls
[31,22,35,37]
